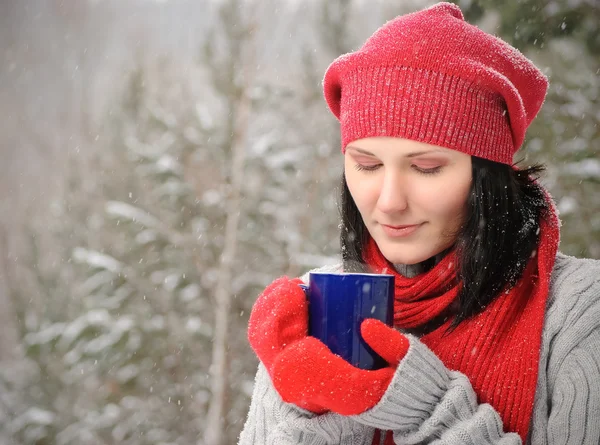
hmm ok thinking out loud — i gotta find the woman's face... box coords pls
[344,137,472,265]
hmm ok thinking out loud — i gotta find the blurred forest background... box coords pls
[0,0,598,444]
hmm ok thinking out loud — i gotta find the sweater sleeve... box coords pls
[546,333,600,443]
[529,254,600,444]
[238,363,376,445]
[351,335,522,444]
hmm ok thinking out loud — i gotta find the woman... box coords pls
[239,3,600,444]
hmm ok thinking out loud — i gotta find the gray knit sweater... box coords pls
[238,253,600,444]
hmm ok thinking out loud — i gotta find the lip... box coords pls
[380,223,423,238]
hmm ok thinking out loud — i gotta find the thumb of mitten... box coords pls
[361,319,410,367]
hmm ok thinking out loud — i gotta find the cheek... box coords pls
[344,166,377,211]
[347,177,376,212]
[415,178,471,221]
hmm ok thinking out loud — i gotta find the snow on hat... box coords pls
[323,2,548,164]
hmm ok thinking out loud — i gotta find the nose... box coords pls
[376,169,408,214]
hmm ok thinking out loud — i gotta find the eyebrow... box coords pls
[346,145,446,158]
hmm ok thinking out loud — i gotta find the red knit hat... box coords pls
[323,2,548,164]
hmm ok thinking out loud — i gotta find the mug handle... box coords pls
[298,283,309,294]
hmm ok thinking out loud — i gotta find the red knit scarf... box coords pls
[365,197,560,444]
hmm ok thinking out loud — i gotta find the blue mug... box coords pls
[300,272,395,370]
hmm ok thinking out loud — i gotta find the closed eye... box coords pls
[412,165,442,175]
[354,164,381,173]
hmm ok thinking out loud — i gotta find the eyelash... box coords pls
[354,164,442,175]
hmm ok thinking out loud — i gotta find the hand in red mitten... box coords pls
[271,318,410,416]
[248,276,308,372]
[247,276,326,413]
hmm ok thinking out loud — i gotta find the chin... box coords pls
[378,244,433,266]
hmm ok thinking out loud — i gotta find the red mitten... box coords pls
[248,276,326,413]
[247,276,308,374]
[360,318,410,368]
[271,319,410,416]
